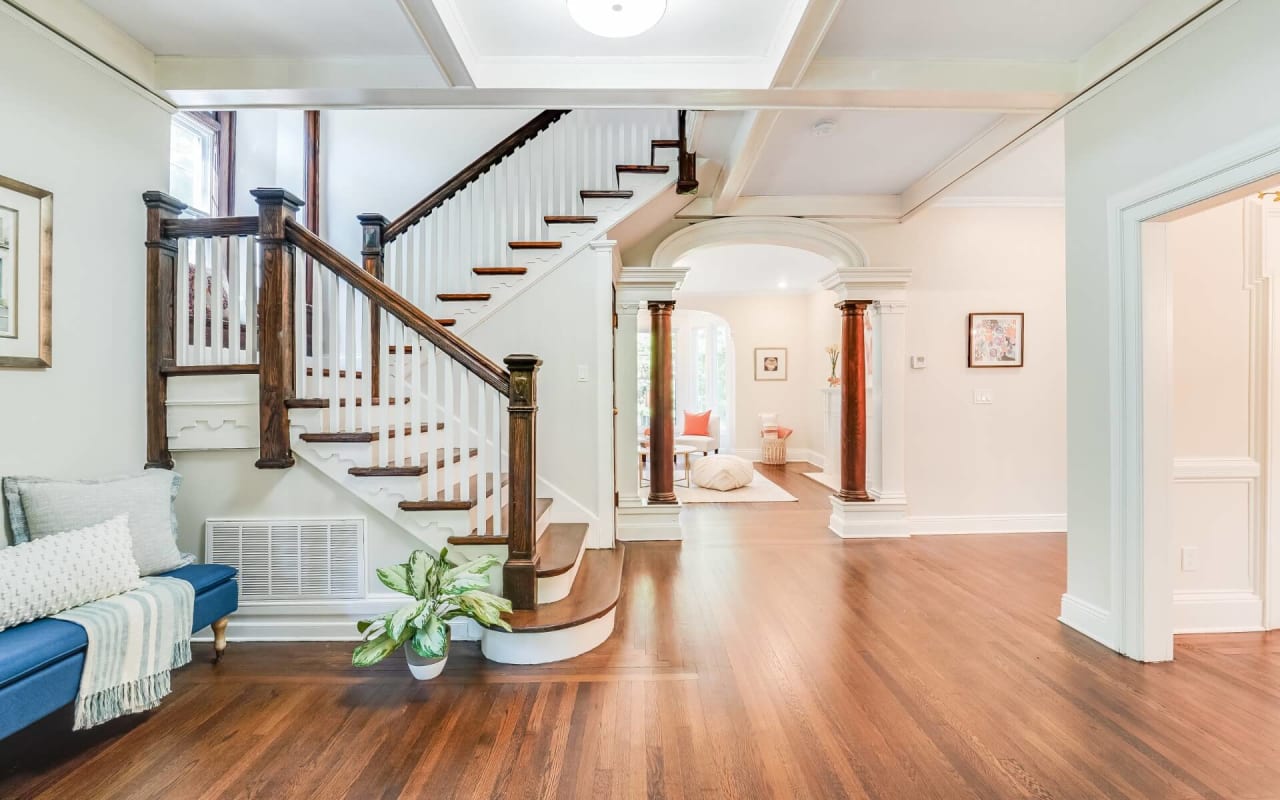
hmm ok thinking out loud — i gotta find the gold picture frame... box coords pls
[0,174,52,368]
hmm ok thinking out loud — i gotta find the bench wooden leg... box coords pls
[212,617,229,664]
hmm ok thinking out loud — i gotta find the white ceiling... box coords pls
[819,0,1152,61]
[676,244,835,294]
[437,0,795,59]
[81,0,426,57]
[743,110,1006,196]
[948,121,1065,199]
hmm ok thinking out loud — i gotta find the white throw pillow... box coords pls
[15,470,191,576]
[692,455,754,492]
[0,515,143,632]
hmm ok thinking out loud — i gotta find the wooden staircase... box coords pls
[142,108,697,664]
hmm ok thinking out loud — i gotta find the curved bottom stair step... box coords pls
[480,545,625,665]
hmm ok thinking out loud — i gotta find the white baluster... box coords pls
[443,357,456,501]
[228,234,243,363]
[246,237,259,361]
[425,344,439,500]
[459,368,471,506]
[175,238,190,365]
[193,237,208,363]
[491,388,503,540]
[325,271,341,431]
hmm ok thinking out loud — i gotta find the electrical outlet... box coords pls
[577,365,589,383]
[973,389,993,405]
[1181,546,1200,572]
[911,355,927,369]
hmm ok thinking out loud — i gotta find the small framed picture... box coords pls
[968,313,1024,368]
[754,347,787,381]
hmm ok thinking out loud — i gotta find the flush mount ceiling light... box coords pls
[812,119,838,137]
[567,0,667,38]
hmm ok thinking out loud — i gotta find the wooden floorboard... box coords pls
[2,462,1278,799]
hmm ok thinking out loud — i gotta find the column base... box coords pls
[828,496,910,539]
[617,499,683,541]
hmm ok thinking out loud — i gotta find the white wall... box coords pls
[233,110,304,216]
[464,244,615,547]
[1063,0,1280,640]
[841,206,1068,523]
[676,292,837,462]
[0,11,170,543]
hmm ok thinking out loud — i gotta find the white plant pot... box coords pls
[404,641,448,680]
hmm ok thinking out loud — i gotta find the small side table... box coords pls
[639,445,697,488]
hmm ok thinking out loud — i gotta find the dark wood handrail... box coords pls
[163,216,259,239]
[283,218,510,395]
[382,110,570,243]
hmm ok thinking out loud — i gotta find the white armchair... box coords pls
[676,413,721,455]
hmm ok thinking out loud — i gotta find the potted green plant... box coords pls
[352,547,512,679]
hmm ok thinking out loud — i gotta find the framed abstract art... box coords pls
[968,313,1023,368]
[754,347,787,381]
[0,173,52,368]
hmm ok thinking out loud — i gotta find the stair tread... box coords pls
[651,139,680,148]
[544,215,597,224]
[536,522,588,578]
[300,422,444,443]
[473,267,527,276]
[447,497,552,543]
[581,190,633,199]
[509,241,563,249]
[348,447,478,476]
[616,164,670,173]
[437,293,491,302]
[496,546,625,633]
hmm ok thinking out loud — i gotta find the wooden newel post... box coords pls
[504,354,543,610]
[252,188,303,469]
[143,191,188,470]
[676,110,698,195]
[838,300,873,502]
[648,300,678,504]
[359,213,388,399]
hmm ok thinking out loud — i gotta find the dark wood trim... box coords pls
[252,188,302,469]
[473,267,527,276]
[837,300,872,502]
[544,215,597,224]
[437,293,491,302]
[284,218,510,395]
[677,110,699,195]
[304,111,321,236]
[161,363,258,376]
[216,111,236,215]
[383,110,569,243]
[647,300,677,504]
[503,354,542,611]
[509,241,562,250]
[143,191,187,470]
[581,190,633,199]
[162,216,258,239]
[616,165,669,175]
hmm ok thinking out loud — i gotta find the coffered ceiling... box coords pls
[13,0,1224,219]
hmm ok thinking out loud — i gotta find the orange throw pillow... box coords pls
[683,410,712,437]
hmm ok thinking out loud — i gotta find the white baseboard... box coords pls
[1173,590,1264,634]
[191,597,481,642]
[1058,593,1116,649]
[908,513,1067,535]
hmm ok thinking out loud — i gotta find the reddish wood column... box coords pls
[359,213,388,399]
[252,188,303,469]
[143,191,188,470]
[648,300,678,504]
[838,300,873,502]
[504,354,543,610]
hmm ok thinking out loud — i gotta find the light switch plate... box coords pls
[1181,546,1200,572]
[910,355,927,369]
[973,389,993,405]
[577,365,589,382]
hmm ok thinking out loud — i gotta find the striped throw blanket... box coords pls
[54,576,194,730]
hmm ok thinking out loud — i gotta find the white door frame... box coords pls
[1110,123,1280,661]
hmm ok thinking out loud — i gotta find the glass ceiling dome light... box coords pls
[567,0,667,38]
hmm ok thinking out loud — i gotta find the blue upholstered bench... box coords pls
[0,563,238,741]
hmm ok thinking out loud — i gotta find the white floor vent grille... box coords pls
[206,518,365,601]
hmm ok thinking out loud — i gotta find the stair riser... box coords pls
[616,170,673,194]
[480,608,617,665]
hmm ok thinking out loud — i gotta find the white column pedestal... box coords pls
[829,497,910,539]
[617,500,684,541]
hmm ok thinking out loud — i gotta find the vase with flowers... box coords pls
[826,344,840,387]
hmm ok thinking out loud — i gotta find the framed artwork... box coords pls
[0,174,52,368]
[754,347,787,381]
[968,313,1023,368]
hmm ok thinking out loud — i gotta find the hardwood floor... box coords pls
[3,462,1279,799]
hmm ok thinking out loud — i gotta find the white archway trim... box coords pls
[650,216,872,271]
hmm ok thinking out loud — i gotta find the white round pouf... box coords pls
[691,454,754,491]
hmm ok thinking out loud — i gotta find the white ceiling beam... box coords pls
[771,0,845,88]
[679,194,902,222]
[396,0,473,88]
[709,110,780,215]
[899,114,1041,217]
[4,0,159,92]
[1075,0,1226,90]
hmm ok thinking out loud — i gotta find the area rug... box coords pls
[802,471,839,491]
[674,470,798,504]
